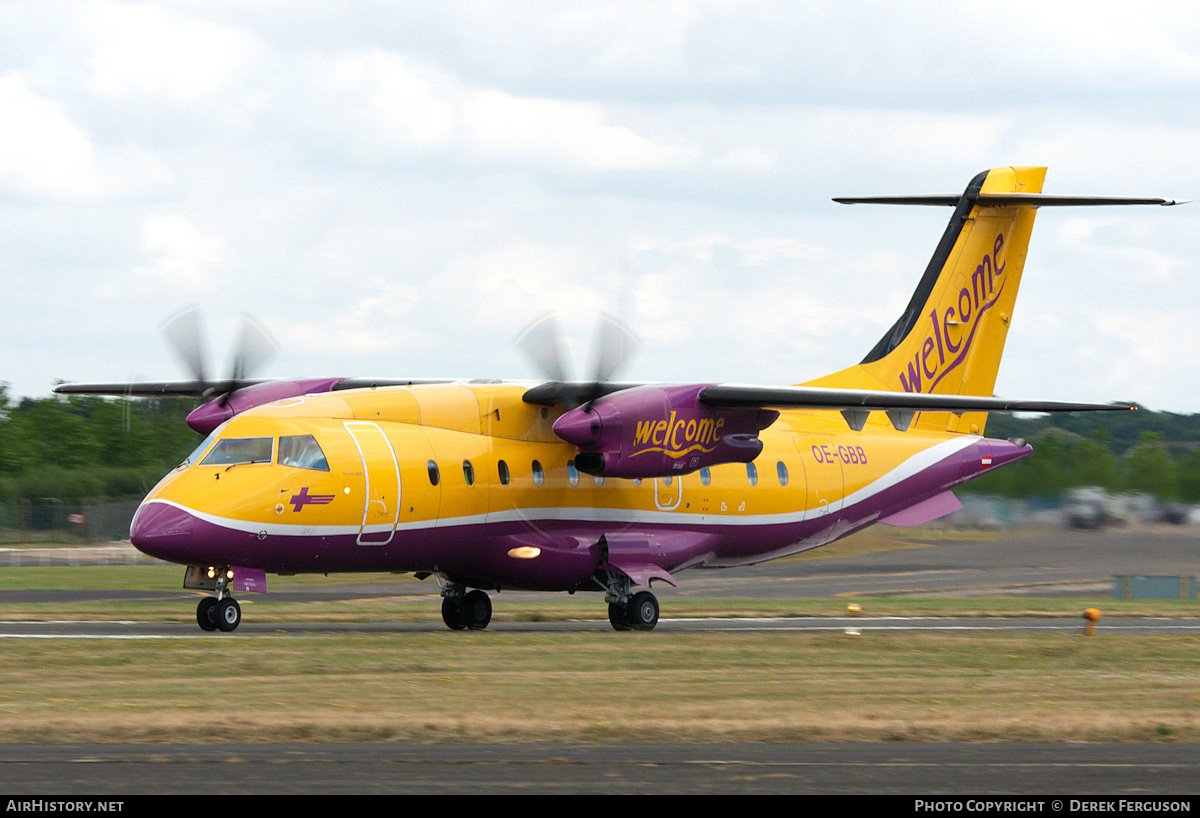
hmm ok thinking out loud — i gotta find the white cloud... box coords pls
[314,50,455,151]
[0,72,98,201]
[80,0,262,103]
[136,214,225,291]
[460,90,699,171]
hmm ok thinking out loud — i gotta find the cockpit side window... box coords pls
[278,434,330,472]
[199,437,274,467]
[182,422,228,467]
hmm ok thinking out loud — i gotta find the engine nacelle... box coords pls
[186,378,346,435]
[552,384,778,479]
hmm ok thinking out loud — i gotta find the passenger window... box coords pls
[747,462,758,486]
[427,460,440,486]
[463,460,475,486]
[200,437,273,466]
[700,467,711,486]
[278,434,330,471]
[498,460,510,486]
[532,460,544,487]
[777,461,788,486]
[567,460,579,487]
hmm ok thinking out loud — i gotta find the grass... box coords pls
[1,630,1199,744]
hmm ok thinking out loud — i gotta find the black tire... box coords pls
[463,590,492,630]
[608,601,632,631]
[216,597,241,632]
[441,596,467,630]
[196,597,218,632]
[628,591,659,631]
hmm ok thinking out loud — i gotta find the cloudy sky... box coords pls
[4,1,1200,414]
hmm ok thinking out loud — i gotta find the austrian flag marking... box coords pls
[981,455,993,468]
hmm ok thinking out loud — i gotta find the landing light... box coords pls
[507,546,541,560]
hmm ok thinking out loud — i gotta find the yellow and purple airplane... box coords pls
[56,167,1183,633]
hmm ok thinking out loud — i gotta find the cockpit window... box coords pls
[199,437,274,466]
[279,434,330,472]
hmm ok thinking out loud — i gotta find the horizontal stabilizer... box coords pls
[835,193,1186,207]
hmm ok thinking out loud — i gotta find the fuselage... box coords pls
[130,381,1030,592]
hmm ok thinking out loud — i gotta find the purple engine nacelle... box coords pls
[552,384,779,479]
[186,378,347,435]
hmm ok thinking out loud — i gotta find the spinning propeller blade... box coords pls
[158,306,278,401]
[516,311,639,408]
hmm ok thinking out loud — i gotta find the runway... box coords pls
[3,742,1200,795]
[3,614,1200,639]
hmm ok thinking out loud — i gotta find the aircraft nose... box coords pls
[130,502,194,560]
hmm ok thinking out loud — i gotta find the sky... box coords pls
[3,1,1200,413]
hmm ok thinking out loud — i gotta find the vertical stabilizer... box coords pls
[809,166,1046,434]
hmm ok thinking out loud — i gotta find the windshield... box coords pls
[199,437,274,466]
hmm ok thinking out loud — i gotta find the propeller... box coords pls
[159,305,279,402]
[515,311,640,408]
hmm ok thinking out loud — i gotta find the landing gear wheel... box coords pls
[442,596,467,630]
[462,590,492,630]
[216,597,241,632]
[628,591,659,631]
[608,601,632,631]
[196,597,218,631]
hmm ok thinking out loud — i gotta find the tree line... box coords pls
[1,387,1198,503]
[958,409,1200,501]
[0,385,200,503]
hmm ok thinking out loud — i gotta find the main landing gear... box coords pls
[195,566,241,632]
[601,570,659,631]
[607,590,659,631]
[440,583,492,631]
[434,573,660,633]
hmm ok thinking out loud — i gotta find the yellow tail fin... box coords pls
[809,166,1047,434]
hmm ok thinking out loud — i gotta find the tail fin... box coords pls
[810,166,1182,434]
[810,167,1046,433]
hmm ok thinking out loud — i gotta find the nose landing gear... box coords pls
[194,566,242,632]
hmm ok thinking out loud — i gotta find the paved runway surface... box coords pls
[4,524,1200,795]
[3,742,1200,795]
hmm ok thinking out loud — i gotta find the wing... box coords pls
[52,381,253,398]
[52,377,453,399]
[698,384,1133,431]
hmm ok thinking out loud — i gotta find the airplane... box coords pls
[54,166,1184,633]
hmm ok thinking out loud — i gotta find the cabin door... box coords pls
[794,436,844,534]
[345,421,401,546]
